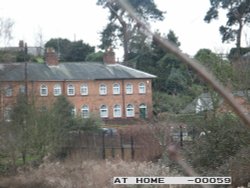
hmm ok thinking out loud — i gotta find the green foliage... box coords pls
[0,50,32,63]
[204,0,250,48]
[10,94,35,165]
[133,30,196,95]
[0,94,103,173]
[228,47,250,60]
[85,51,104,62]
[97,0,164,61]
[31,56,44,64]
[184,113,250,173]
[0,51,18,63]
[167,30,181,47]
[98,23,120,50]
[45,38,95,62]
[71,114,103,132]
[48,96,74,157]
[153,92,193,114]
[194,49,234,85]
[66,40,95,62]
[165,67,188,94]
[16,45,30,62]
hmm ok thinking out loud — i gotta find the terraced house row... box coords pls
[0,48,156,121]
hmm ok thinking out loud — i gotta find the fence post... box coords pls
[102,131,106,160]
[120,134,124,160]
[130,136,135,160]
[111,130,115,159]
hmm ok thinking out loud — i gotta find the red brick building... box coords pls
[0,49,156,121]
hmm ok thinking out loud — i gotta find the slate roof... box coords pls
[0,62,156,81]
[181,91,250,114]
[181,93,215,114]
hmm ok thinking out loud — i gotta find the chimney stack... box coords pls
[103,48,116,64]
[45,48,59,66]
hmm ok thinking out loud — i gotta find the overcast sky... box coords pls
[1,0,250,58]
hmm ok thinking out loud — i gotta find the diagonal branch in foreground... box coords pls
[115,0,250,128]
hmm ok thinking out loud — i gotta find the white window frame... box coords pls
[53,84,62,96]
[126,104,134,117]
[81,105,89,118]
[126,83,133,94]
[99,84,107,95]
[113,83,120,95]
[40,84,48,96]
[139,82,146,94]
[80,83,88,96]
[113,104,122,118]
[67,84,75,96]
[100,105,108,118]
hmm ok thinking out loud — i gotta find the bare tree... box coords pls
[34,27,44,51]
[0,17,14,46]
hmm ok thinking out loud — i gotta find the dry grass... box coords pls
[0,159,172,188]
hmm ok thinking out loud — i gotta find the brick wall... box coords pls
[0,78,154,120]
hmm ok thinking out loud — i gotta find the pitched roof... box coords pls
[181,91,250,114]
[0,62,156,81]
[181,93,215,114]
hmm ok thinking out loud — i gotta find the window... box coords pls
[126,104,134,117]
[53,84,62,96]
[113,83,120,95]
[5,86,13,97]
[99,84,107,95]
[113,104,121,117]
[40,84,48,96]
[81,105,89,118]
[67,84,75,96]
[80,84,88,95]
[19,85,25,94]
[100,105,108,118]
[139,82,146,94]
[4,106,12,122]
[126,83,133,94]
[139,104,147,119]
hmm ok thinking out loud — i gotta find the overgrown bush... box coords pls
[183,113,250,175]
[153,92,194,114]
[230,146,250,187]
[0,95,103,174]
